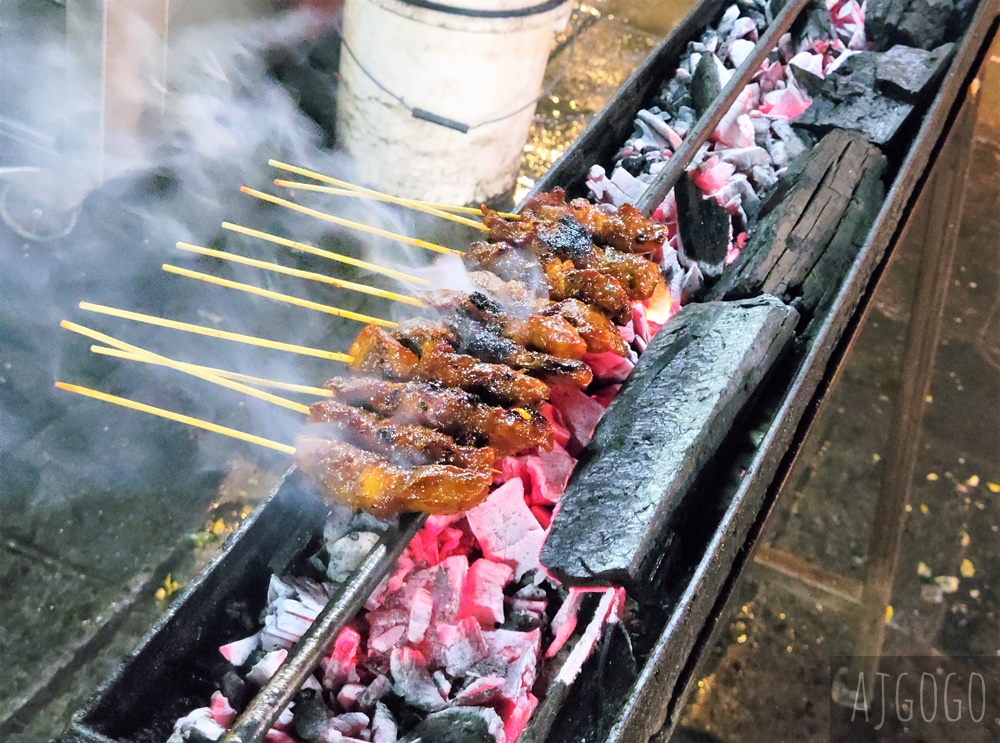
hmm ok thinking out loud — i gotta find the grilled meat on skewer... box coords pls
[458,278,628,358]
[307,400,495,470]
[349,325,550,407]
[429,291,589,361]
[466,239,631,323]
[469,231,661,303]
[543,299,630,357]
[295,437,493,516]
[518,187,669,254]
[543,261,632,324]
[323,376,554,457]
[393,318,594,389]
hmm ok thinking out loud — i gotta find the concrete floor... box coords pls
[0,2,997,742]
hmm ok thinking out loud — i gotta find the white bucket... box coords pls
[336,0,573,205]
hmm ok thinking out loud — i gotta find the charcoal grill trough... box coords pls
[59,0,1000,741]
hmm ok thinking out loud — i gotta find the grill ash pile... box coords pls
[588,0,865,282]
[168,309,668,742]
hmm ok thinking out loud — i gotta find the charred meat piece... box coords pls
[294,437,493,516]
[349,326,549,407]
[324,377,554,457]
[349,325,419,380]
[416,339,550,407]
[480,213,658,305]
[394,317,593,389]
[520,187,669,254]
[467,271,542,304]
[543,260,632,324]
[430,291,588,361]
[545,299,629,357]
[307,400,495,470]
[464,241,544,287]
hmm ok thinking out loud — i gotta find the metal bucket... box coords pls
[336,0,573,205]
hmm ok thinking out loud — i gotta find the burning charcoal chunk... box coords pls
[541,296,798,587]
[437,616,489,677]
[460,558,514,626]
[247,648,287,686]
[691,52,722,117]
[770,120,808,161]
[390,647,448,712]
[875,43,955,101]
[372,703,398,743]
[674,172,731,279]
[717,146,771,171]
[337,683,366,710]
[293,689,331,743]
[323,712,371,737]
[866,0,954,50]
[327,531,381,584]
[358,674,393,709]
[219,633,259,667]
[399,707,504,743]
[465,479,544,580]
[167,708,226,743]
[220,670,248,710]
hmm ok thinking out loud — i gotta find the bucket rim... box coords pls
[393,0,569,19]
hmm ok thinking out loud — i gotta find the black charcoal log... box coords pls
[876,43,955,101]
[866,0,957,51]
[793,51,915,145]
[399,707,500,743]
[708,130,886,319]
[691,52,722,117]
[675,171,731,278]
[540,296,798,588]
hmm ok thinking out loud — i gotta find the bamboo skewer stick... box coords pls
[90,346,333,397]
[162,265,399,328]
[78,302,353,363]
[55,382,297,455]
[272,180,489,232]
[267,159,520,219]
[241,187,464,256]
[221,222,428,286]
[61,321,311,415]
[176,243,426,308]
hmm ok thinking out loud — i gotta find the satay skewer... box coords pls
[162,265,400,328]
[267,159,520,220]
[241,187,463,256]
[90,346,333,397]
[221,222,429,286]
[273,180,488,232]
[62,321,311,414]
[175,243,426,308]
[55,382,297,454]
[78,302,353,363]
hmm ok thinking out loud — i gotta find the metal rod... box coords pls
[634,0,811,216]
[222,512,427,743]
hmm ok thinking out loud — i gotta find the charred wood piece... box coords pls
[793,52,914,145]
[866,0,968,51]
[540,295,798,588]
[674,171,732,279]
[875,43,956,102]
[708,130,886,320]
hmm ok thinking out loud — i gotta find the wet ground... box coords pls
[0,1,997,741]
